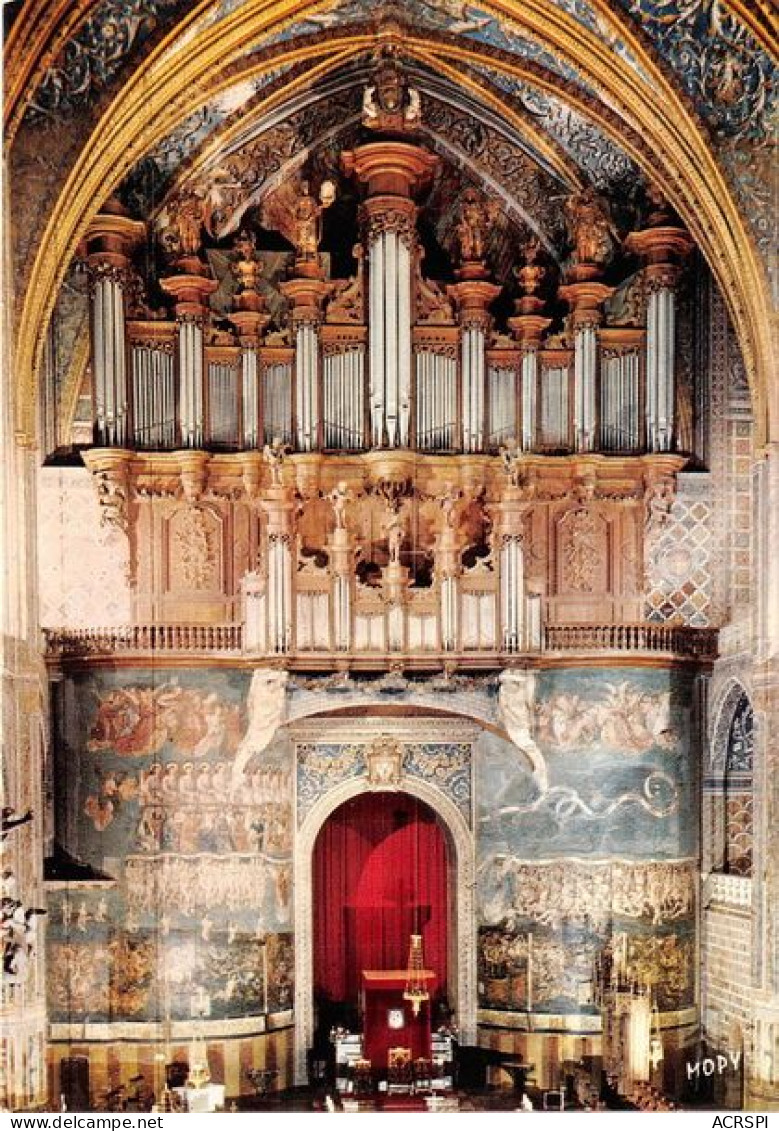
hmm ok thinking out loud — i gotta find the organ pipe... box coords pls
[462,324,486,453]
[415,350,457,451]
[295,320,320,452]
[601,350,640,452]
[208,360,239,446]
[367,228,413,448]
[488,364,517,450]
[323,348,365,449]
[500,536,524,653]
[263,362,293,444]
[646,285,675,452]
[131,343,175,449]
[573,323,598,452]
[178,317,205,447]
[90,270,130,446]
[267,535,292,654]
[242,347,260,448]
[520,350,538,451]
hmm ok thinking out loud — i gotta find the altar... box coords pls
[361,968,434,1066]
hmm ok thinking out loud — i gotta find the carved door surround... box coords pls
[291,714,477,1084]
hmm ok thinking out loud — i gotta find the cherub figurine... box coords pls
[441,483,462,530]
[329,481,350,530]
[263,436,290,487]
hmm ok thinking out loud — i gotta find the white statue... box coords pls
[497,669,548,791]
[230,668,288,790]
[330,481,350,531]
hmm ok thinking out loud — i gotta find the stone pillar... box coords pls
[1,354,47,1105]
[160,273,217,448]
[85,201,145,446]
[342,142,438,449]
[559,280,614,452]
[625,226,693,452]
[260,485,296,655]
[279,279,329,453]
[509,311,551,452]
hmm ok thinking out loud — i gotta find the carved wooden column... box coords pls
[625,226,693,452]
[559,280,614,452]
[343,142,438,449]
[161,271,217,448]
[85,200,145,446]
[260,484,296,655]
[280,278,329,452]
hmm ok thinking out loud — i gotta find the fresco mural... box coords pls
[50,668,293,1024]
[475,666,697,1018]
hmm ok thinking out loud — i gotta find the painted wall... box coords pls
[50,668,292,1029]
[475,666,697,1019]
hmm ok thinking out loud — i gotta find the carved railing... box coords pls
[45,621,717,662]
[704,872,752,910]
[44,624,244,656]
[543,623,719,659]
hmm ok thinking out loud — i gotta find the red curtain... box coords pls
[313,793,448,1003]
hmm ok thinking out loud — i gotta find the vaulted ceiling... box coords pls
[5,0,777,442]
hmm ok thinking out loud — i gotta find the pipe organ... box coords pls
[80,136,693,463]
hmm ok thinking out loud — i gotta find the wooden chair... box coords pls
[352,1058,373,1096]
[413,1057,433,1093]
[387,1048,413,1094]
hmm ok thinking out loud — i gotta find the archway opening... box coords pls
[312,792,451,1046]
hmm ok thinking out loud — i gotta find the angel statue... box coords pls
[457,188,488,263]
[263,436,290,487]
[564,187,617,268]
[329,481,351,531]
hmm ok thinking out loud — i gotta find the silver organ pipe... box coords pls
[500,537,524,653]
[487,364,517,449]
[600,350,641,452]
[241,347,260,448]
[178,318,205,447]
[415,350,456,451]
[369,232,385,446]
[207,359,239,447]
[540,365,570,449]
[646,285,676,451]
[368,229,413,448]
[90,273,129,446]
[520,349,538,451]
[295,321,320,452]
[333,575,351,651]
[262,361,293,445]
[323,347,365,449]
[461,325,486,453]
[440,575,458,651]
[573,323,598,452]
[267,536,292,654]
[131,343,175,449]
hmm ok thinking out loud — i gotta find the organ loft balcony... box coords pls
[42,65,715,670]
